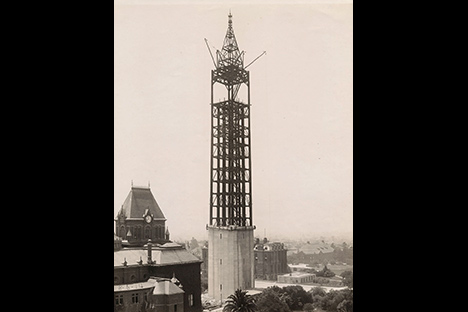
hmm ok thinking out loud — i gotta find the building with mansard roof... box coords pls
[115,186,170,246]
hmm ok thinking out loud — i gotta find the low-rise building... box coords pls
[114,240,202,312]
[114,276,185,312]
[277,272,316,284]
[288,263,315,273]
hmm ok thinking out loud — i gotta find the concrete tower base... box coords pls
[207,225,255,302]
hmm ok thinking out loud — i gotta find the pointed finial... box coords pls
[228,10,232,25]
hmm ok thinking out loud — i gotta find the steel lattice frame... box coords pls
[209,14,253,227]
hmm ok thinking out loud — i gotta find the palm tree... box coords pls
[223,288,257,312]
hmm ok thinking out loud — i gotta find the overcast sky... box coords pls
[114,0,353,241]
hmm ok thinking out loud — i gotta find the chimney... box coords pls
[147,239,153,264]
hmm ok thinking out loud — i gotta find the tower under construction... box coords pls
[206,13,262,302]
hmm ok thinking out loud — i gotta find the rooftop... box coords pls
[114,280,156,292]
[116,186,166,220]
[299,242,334,255]
[114,277,184,295]
[150,277,185,295]
[114,244,202,267]
[279,272,315,278]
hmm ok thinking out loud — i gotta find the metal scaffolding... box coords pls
[208,13,256,227]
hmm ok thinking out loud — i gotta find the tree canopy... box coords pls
[341,270,353,288]
[255,287,291,312]
[223,289,256,312]
[255,285,353,312]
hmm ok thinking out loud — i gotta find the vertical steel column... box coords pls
[247,71,252,226]
[210,70,214,225]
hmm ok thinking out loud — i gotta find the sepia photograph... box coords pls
[114,0,353,311]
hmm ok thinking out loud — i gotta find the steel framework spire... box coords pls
[209,13,252,227]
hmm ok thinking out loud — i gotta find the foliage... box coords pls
[308,287,327,310]
[316,265,335,278]
[255,285,313,311]
[340,271,353,288]
[323,290,346,311]
[314,289,353,312]
[256,285,352,312]
[312,277,329,284]
[281,285,312,310]
[223,289,256,312]
[337,299,353,312]
[256,287,291,312]
[309,287,327,298]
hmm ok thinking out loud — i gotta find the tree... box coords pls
[303,303,314,312]
[322,290,345,312]
[256,288,291,312]
[318,289,352,312]
[223,289,256,312]
[316,264,335,277]
[340,271,353,288]
[337,299,353,312]
[281,285,312,310]
[190,237,199,250]
[259,285,312,310]
[309,287,327,310]
[310,287,326,297]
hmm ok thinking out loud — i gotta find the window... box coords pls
[115,294,123,305]
[174,304,177,312]
[189,294,194,306]
[220,284,223,291]
[220,233,222,239]
[220,259,222,265]
[132,293,139,304]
